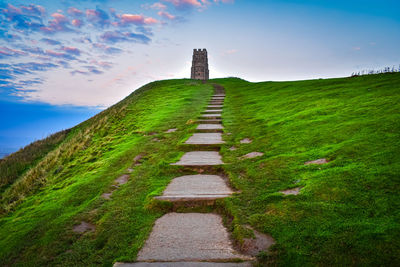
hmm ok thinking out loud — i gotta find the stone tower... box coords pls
[191,49,209,80]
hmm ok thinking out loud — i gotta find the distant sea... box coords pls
[0,147,16,159]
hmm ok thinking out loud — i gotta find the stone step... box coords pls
[197,119,222,124]
[135,213,251,262]
[201,114,221,119]
[171,151,223,166]
[115,262,251,266]
[196,124,224,130]
[213,94,225,97]
[209,102,223,105]
[185,133,224,145]
[154,175,233,202]
[207,105,223,109]
[211,97,225,100]
[203,109,222,113]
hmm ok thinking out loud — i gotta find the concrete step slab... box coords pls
[115,262,251,266]
[155,175,233,201]
[196,124,224,130]
[171,151,223,165]
[185,133,224,145]
[207,105,223,109]
[136,213,250,262]
[203,109,222,113]
[201,114,221,118]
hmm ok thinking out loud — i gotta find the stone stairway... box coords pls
[115,89,253,266]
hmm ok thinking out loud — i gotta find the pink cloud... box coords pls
[151,3,167,10]
[61,46,81,55]
[0,46,26,57]
[86,8,110,27]
[21,4,46,16]
[164,0,202,8]
[214,0,234,3]
[71,19,83,27]
[90,59,113,69]
[144,17,159,24]
[67,7,83,17]
[52,13,68,23]
[40,13,71,34]
[45,50,65,57]
[225,49,238,54]
[120,14,158,25]
[158,11,176,20]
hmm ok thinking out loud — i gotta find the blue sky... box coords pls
[0,0,399,156]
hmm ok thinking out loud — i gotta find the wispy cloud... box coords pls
[86,7,110,27]
[100,30,151,44]
[67,7,83,17]
[158,11,176,20]
[40,38,61,45]
[40,12,73,34]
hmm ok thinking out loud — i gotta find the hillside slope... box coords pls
[214,73,400,266]
[0,79,213,266]
[0,73,399,266]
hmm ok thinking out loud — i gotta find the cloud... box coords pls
[92,43,123,54]
[84,66,103,74]
[41,38,61,45]
[70,66,103,76]
[61,46,81,56]
[151,3,168,10]
[6,62,58,76]
[1,3,45,32]
[20,4,46,17]
[67,7,83,17]
[70,70,89,76]
[0,29,22,42]
[0,46,27,58]
[162,0,233,10]
[89,59,113,69]
[158,11,176,20]
[71,19,83,27]
[214,0,234,3]
[224,49,238,54]
[40,12,73,34]
[45,49,77,60]
[100,30,151,44]
[163,0,202,10]
[119,14,159,26]
[86,7,110,27]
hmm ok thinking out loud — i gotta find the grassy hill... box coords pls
[0,73,399,266]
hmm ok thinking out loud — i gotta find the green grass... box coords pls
[0,79,213,266]
[1,73,399,266]
[0,129,69,194]
[214,73,400,266]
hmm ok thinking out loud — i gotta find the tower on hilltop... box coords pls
[191,49,209,80]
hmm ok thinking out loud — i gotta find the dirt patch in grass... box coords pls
[114,174,129,186]
[241,152,264,159]
[241,226,275,256]
[240,138,252,144]
[279,187,301,195]
[304,158,328,165]
[73,221,95,233]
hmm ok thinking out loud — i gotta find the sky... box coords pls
[0,0,399,156]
